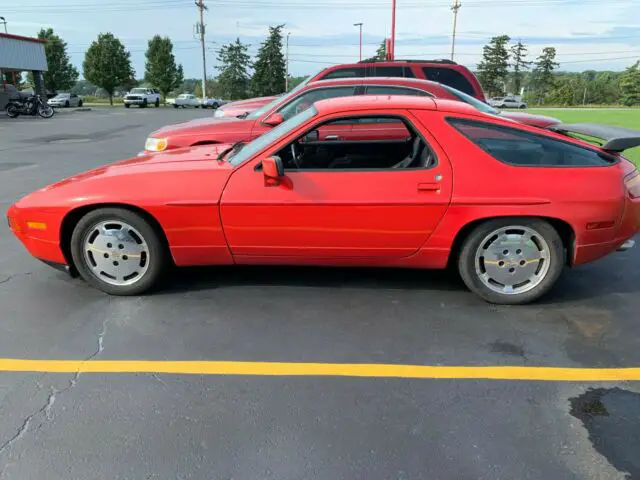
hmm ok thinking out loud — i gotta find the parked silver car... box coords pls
[488,96,527,109]
[48,93,83,108]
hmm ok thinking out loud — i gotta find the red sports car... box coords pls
[142,77,559,154]
[8,96,639,304]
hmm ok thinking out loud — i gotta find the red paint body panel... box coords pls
[146,78,559,154]
[7,95,639,282]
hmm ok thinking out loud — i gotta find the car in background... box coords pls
[167,94,200,108]
[124,88,161,108]
[143,77,559,154]
[489,96,528,109]
[310,59,487,101]
[201,97,225,109]
[8,95,639,304]
[214,95,282,118]
[48,93,83,108]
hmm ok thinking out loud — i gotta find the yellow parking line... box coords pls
[1,359,640,381]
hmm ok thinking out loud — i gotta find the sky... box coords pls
[4,0,640,80]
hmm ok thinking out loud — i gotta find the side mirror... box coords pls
[302,130,319,143]
[262,156,284,186]
[262,112,284,127]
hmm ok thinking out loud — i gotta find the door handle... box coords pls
[325,135,340,140]
[417,182,440,192]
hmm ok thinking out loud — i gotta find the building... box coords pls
[0,33,48,110]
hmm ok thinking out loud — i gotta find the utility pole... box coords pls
[0,16,7,34]
[353,23,363,62]
[390,0,396,60]
[450,0,461,61]
[285,32,291,91]
[195,0,208,103]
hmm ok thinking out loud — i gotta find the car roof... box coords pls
[313,95,479,115]
[305,76,448,90]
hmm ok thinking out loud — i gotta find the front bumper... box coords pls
[124,98,146,104]
[7,206,67,266]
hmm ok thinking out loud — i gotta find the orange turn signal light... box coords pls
[26,221,47,230]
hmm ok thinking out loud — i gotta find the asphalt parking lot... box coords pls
[1,107,639,480]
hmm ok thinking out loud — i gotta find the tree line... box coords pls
[10,27,640,106]
[476,35,640,106]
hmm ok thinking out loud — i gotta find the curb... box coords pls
[53,107,92,114]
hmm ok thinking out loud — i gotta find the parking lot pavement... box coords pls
[1,107,639,479]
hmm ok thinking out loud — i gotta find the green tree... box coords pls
[363,40,386,62]
[83,33,135,105]
[144,35,184,104]
[216,38,252,100]
[251,25,286,96]
[194,78,220,98]
[287,75,309,91]
[532,47,559,102]
[28,29,78,93]
[476,35,511,97]
[620,61,640,106]
[510,40,531,95]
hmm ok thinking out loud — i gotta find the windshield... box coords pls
[440,84,499,115]
[131,88,147,94]
[55,93,70,98]
[246,76,313,119]
[229,106,318,166]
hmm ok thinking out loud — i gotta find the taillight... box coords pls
[625,170,640,198]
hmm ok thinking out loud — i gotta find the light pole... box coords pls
[450,0,461,61]
[285,32,291,91]
[0,17,7,34]
[390,0,396,60]
[353,23,363,62]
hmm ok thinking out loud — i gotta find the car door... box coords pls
[220,111,453,260]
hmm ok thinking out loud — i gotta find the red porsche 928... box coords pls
[8,96,640,304]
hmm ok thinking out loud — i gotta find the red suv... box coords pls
[309,59,486,101]
[143,77,557,154]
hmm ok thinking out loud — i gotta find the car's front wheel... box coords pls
[457,218,564,305]
[70,208,169,295]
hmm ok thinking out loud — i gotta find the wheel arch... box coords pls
[60,203,173,269]
[446,215,576,268]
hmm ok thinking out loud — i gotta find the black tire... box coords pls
[65,100,70,108]
[173,104,178,108]
[125,103,130,108]
[78,100,83,107]
[6,104,19,118]
[457,218,564,305]
[141,99,148,108]
[70,208,169,296]
[155,99,160,107]
[212,102,219,109]
[38,104,55,118]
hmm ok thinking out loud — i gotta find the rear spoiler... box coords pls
[548,123,640,153]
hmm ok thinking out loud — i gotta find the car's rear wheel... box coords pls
[155,99,160,107]
[65,100,70,108]
[125,103,130,108]
[70,208,168,295]
[78,100,83,107]
[457,218,564,305]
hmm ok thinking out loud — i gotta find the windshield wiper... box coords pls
[216,141,246,161]
[236,111,249,119]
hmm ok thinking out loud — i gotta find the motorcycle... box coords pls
[6,95,55,119]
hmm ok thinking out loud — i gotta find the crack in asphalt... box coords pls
[0,273,31,286]
[0,312,111,459]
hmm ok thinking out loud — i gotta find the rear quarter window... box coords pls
[422,67,475,96]
[448,118,617,167]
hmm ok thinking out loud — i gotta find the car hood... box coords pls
[499,111,561,128]
[14,144,236,210]
[151,116,254,137]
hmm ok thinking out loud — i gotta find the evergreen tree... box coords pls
[251,25,286,96]
[216,38,252,100]
[144,35,184,104]
[363,40,386,62]
[510,40,531,95]
[476,35,511,97]
[34,28,79,93]
[620,61,640,106]
[83,33,135,105]
[532,47,559,100]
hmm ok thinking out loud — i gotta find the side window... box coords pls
[422,68,475,96]
[320,67,366,80]
[364,86,430,96]
[448,118,616,167]
[276,115,437,171]
[403,67,415,78]
[369,66,405,77]
[278,87,357,120]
